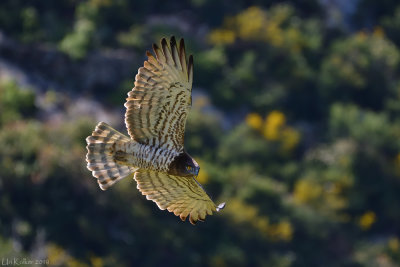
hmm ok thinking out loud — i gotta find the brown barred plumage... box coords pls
[124,37,193,151]
[86,122,138,190]
[86,37,224,225]
[134,170,225,224]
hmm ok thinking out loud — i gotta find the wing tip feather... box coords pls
[170,36,176,46]
[161,38,168,52]
[146,51,153,58]
[216,202,226,212]
[188,54,193,82]
[189,216,197,225]
[152,43,159,51]
[188,54,193,66]
[161,37,168,46]
[152,43,161,60]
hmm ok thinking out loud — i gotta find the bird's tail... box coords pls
[86,122,137,190]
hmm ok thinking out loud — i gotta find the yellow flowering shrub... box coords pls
[281,127,301,152]
[388,237,399,252]
[267,220,293,242]
[224,198,259,225]
[293,176,349,221]
[373,26,385,38]
[396,153,400,165]
[235,6,267,40]
[245,110,300,153]
[224,198,293,242]
[265,21,284,46]
[245,112,263,130]
[208,5,313,53]
[324,184,348,211]
[47,244,65,264]
[359,211,376,230]
[293,179,322,204]
[355,31,367,42]
[90,256,104,267]
[263,111,286,141]
[47,243,103,267]
[322,30,399,90]
[196,162,209,184]
[208,29,235,45]
[394,153,400,176]
[264,110,301,152]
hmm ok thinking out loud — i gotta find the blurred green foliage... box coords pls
[0,80,36,126]
[1,0,400,266]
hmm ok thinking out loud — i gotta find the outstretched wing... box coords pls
[134,170,224,225]
[125,37,193,152]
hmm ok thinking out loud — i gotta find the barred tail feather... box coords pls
[86,122,137,190]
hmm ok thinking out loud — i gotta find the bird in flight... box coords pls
[86,36,225,225]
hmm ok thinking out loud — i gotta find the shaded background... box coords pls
[1,0,400,266]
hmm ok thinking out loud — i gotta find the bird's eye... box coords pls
[187,166,192,171]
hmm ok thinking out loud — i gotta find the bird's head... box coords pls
[168,151,200,177]
[185,157,200,177]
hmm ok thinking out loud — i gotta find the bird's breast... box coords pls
[134,143,179,172]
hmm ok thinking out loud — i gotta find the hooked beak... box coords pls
[192,166,200,177]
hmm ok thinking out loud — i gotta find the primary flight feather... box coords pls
[86,37,225,225]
